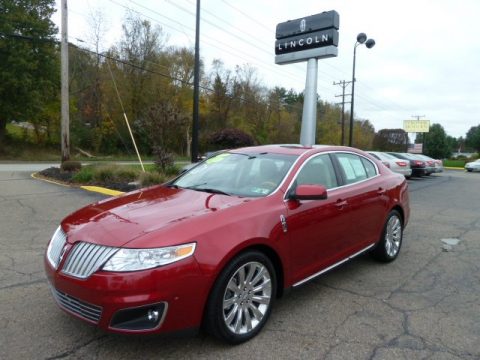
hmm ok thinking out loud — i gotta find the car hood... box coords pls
[61,186,252,248]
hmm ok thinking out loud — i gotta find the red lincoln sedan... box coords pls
[45,145,409,344]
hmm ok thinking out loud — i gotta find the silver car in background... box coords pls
[368,151,412,178]
[416,154,443,173]
[465,159,480,172]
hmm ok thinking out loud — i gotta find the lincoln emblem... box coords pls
[300,19,306,32]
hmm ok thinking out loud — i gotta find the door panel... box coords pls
[285,154,351,284]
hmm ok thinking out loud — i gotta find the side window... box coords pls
[336,153,369,184]
[361,157,377,178]
[296,154,338,189]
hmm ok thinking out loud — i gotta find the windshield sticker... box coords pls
[206,153,231,164]
[251,187,271,195]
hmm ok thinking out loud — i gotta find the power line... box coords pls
[106,0,310,89]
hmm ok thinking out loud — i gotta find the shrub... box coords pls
[138,171,166,187]
[207,128,255,150]
[164,165,181,177]
[61,160,82,172]
[72,166,94,183]
[93,165,117,183]
[153,146,175,172]
[115,166,140,182]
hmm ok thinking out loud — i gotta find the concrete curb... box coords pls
[31,172,125,196]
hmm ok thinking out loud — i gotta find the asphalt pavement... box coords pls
[0,168,479,359]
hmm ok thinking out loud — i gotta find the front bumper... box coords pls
[45,256,210,334]
[465,166,480,172]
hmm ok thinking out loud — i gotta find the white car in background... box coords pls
[368,151,412,178]
[465,159,480,172]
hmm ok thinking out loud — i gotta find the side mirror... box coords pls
[290,184,328,201]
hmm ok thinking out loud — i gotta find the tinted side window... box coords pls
[296,154,338,189]
[361,157,377,178]
[335,153,369,184]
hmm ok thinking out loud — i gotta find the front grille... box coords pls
[47,227,68,269]
[61,242,118,279]
[51,288,102,324]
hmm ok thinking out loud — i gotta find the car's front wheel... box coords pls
[205,250,276,344]
[372,210,403,262]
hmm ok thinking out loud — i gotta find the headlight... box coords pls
[102,243,196,272]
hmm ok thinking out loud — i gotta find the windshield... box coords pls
[173,152,298,197]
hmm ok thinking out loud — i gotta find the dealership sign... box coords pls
[275,11,339,65]
[404,120,430,133]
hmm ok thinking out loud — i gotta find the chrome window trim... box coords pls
[293,243,375,287]
[283,150,381,201]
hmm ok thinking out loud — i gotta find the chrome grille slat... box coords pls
[51,288,102,323]
[46,227,67,269]
[75,242,94,275]
[62,242,118,279]
[82,245,103,276]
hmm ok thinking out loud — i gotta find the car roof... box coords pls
[230,144,362,157]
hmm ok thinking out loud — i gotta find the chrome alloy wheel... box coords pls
[222,261,272,335]
[385,214,402,257]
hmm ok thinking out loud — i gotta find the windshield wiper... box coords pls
[196,188,231,196]
[181,184,231,196]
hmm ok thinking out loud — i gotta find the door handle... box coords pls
[377,188,386,195]
[335,200,348,209]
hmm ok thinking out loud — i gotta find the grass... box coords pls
[443,159,466,168]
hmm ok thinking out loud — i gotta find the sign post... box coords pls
[275,11,339,147]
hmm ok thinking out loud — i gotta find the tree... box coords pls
[0,0,59,146]
[465,125,480,153]
[119,13,165,121]
[207,128,255,150]
[372,129,408,151]
[424,123,449,159]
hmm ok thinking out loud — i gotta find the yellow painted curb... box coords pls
[32,172,125,196]
[80,186,125,196]
[444,167,464,170]
[31,172,70,187]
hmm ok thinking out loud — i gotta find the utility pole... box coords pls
[61,0,70,162]
[191,0,200,163]
[333,80,351,146]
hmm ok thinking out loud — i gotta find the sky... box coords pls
[52,0,480,139]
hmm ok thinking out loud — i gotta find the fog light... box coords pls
[110,302,167,331]
[148,309,159,322]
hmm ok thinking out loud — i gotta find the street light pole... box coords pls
[348,33,375,147]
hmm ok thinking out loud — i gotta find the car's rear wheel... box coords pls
[205,250,276,344]
[372,210,403,262]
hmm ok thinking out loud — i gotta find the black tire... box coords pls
[371,210,403,262]
[204,250,276,344]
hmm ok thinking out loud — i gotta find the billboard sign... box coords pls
[275,28,339,55]
[275,11,339,65]
[275,11,339,39]
[404,120,430,133]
